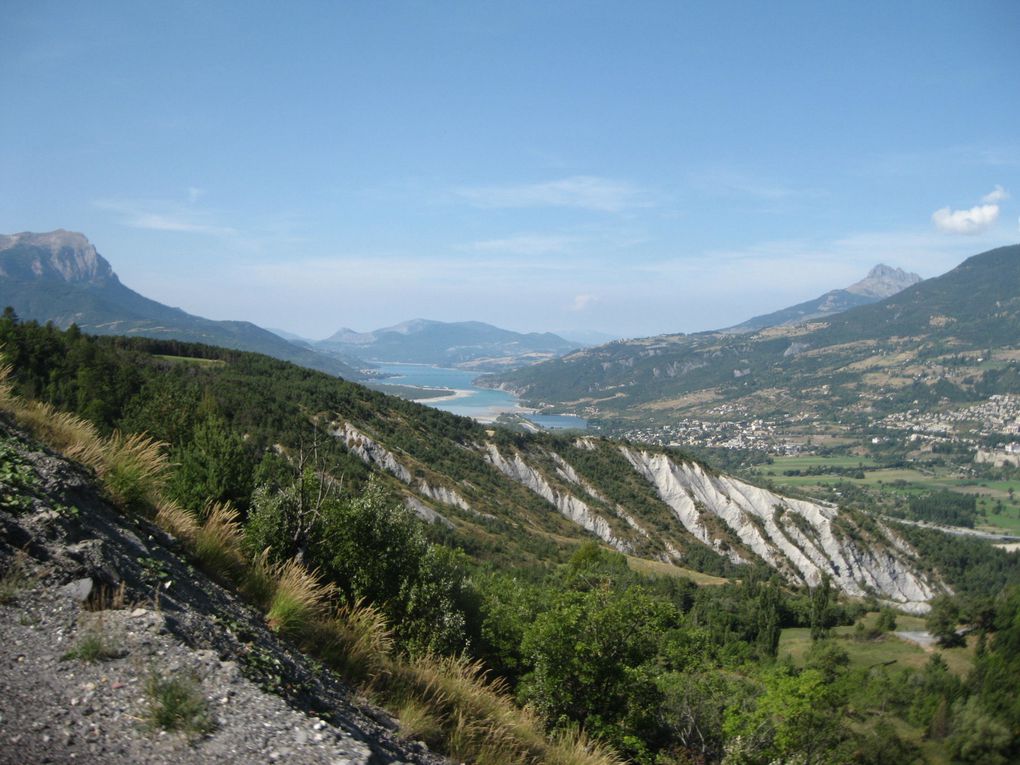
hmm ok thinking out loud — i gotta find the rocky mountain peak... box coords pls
[0,229,116,285]
[846,263,922,299]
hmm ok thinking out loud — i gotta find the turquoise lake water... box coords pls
[372,363,587,430]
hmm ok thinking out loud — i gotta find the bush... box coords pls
[242,483,301,563]
[309,478,473,656]
[876,607,898,632]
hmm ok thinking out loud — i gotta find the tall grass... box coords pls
[265,558,334,637]
[366,654,625,765]
[310,599,394,685]
[94,431,169,511]
[21,404,102,461]
[193,501,245,582]
[1,362,168,513]
[155,498,200,544]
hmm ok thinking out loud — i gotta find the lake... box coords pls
[372,362,587,430]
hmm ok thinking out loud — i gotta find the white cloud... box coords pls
[95,197,237,237]
[570,293,597,311]
[982,184,1010,203]
[931,203,999,234]
[931,186,1010,234]
[455,176,647,213]
[465,234,579,256]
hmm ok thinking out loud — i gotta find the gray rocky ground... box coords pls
[0,419,447,765]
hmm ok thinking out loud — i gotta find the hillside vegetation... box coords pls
[0,315,940,610]
[318,318,578,371]
[2,317,1020,762]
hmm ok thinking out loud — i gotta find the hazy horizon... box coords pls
[2,2,1018,339]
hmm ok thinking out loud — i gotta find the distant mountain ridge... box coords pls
[317,318,578,371]
[485,244,1020,419]
[726,263,921,333]
[0,230,366,379]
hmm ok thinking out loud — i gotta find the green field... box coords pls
[154,354,226,367]
[767,455,879,471]
[778,613,975,677]
[626,555,729,586]
[758,457,1020,534]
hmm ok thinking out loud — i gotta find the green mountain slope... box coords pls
[0,230,366,379]
[485,244,1020,423]
[0,316,941,610]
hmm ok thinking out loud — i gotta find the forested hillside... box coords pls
[2,317,1019,763]
[0,314,941,607]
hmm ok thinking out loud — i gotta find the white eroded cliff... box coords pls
[332,422,472,514]
[621,447,937,611]
[484,444,630,552]
[333,422,411,483]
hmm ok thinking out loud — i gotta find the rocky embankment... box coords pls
[0,419,446,765]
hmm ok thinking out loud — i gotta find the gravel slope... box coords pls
[0,419,446,765]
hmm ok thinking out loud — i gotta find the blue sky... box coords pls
[2,1,1018,339]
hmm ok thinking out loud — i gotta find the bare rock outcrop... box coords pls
[484,444,630,552]
[621,447,937,611]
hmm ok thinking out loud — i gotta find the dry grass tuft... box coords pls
[395,699,445,747]
[96,431,169,511]
[370,654,626,765]
[0,362,16,405]
[316,599,395,685]
[155,499,200,544]
[84,581,127,612]
[240,547,278,609]
[11,398,103,463]
[265,558,334,637]
[193,501,245,581]
[547,728,626,765]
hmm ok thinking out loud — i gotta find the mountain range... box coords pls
[725,263,921,333]
[0,230,367,379]
[485,245,1020,427]
[314,318,578,371]
[0,230,584,378]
